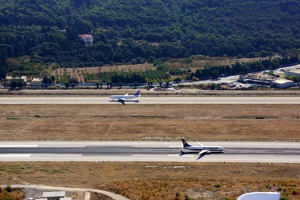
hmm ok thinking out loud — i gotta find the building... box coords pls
[5,76,27,85]
[78,34,93,44]
[42,191,66,200]
[283,68,300,79]
[237,192,280,200]
[272,79,295,88]
[28,78,42,87]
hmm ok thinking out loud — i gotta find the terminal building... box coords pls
[283,68,300,79]
[36,191,71,200]
[272,79,295,88]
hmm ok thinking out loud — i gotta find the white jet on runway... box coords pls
[180,137,225,160]
[109,90,140,105]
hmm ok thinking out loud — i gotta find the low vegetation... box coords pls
[0,162,299,200]
[0,186,24,200]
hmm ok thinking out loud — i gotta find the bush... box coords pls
[4,185,12,193]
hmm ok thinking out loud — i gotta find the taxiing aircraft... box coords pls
[109,90,140,105]
[180,137,225,160]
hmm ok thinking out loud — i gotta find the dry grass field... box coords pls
[50,56,271,82]
[0,162,299,200]
[51,57,272,79]
[53,63,155,83]
[0,104,299,141]
[0,104,299,200]
[166,56,275,71]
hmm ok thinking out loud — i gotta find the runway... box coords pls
[0,141,299,163]
[1,96,300,104]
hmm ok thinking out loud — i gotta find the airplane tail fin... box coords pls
[181,137,191,148]
[134,90,141,97]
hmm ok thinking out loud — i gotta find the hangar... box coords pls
[272,79,294,88]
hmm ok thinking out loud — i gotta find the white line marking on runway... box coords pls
[169,154,194,157]
[0,145,37,148]
[0,154,31,157]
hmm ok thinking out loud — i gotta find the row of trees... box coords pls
[1,0,300,72]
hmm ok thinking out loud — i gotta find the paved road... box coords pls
[0,141,299,163]
[2,184,130,200]
[1,96,300,104]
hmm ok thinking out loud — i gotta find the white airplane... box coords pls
[180,137,225,160]
[109,90,140,105]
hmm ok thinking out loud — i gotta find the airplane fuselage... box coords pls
[180,138,225,160]
[110,95,139,101]
[184,145,225,152]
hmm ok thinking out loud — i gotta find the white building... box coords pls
[272,79,295,88]
[5,76,27,84]
[42,191,66,200]
[78,34,93,44]
[28,78,42,87]
[237,192,280,200]
[284,68,300,79]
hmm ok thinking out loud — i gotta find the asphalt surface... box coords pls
[2,184,130,200]
[1,97,299,163]
[0,141,299,163]
[1,96,300,104]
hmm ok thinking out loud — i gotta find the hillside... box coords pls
[0,0,300,77]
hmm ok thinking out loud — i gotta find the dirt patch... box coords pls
[53,63,155,83]
[0,104,299,141]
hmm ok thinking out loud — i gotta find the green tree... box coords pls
[118,81,122,89]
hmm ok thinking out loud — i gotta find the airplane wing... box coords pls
[117,98,126,105]
[196,150,210,160]
[197,140,204,146]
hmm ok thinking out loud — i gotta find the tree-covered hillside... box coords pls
[0,0,300,74]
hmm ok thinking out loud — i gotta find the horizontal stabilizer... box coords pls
[117,98,126,105]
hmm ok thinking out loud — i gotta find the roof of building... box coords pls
[43,191,66,198]
[286,68,300,74]
[79,34,93,38]
[237,192,280,200]
[273,79,294,84]
[6,76,27,80]
[32,78,42,82]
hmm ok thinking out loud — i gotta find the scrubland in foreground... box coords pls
[0,162,299,200]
